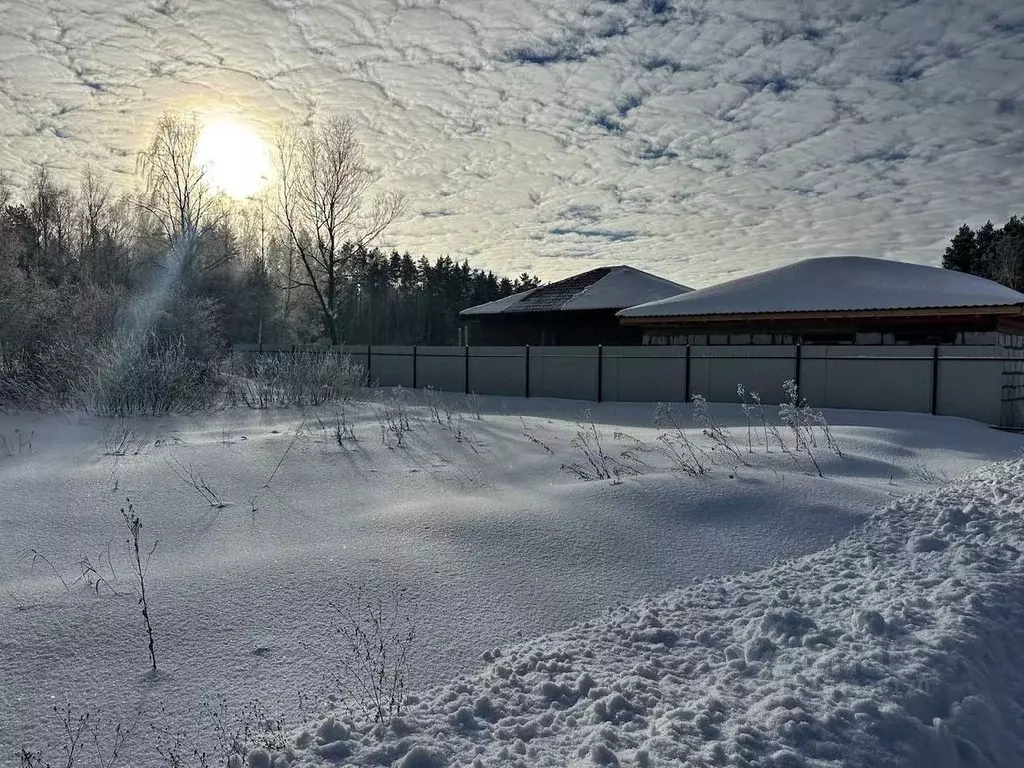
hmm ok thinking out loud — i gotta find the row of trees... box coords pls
[942,215,1024,292]
[0,113,539,352]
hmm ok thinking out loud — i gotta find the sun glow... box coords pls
[195,119,270,199]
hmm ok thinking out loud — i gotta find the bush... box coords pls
[81,334,223,416]
[0,283,124,411]
[228,350,365,408]
[0,283,226,414]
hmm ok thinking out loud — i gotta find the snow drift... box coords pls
[276,460,1024,767]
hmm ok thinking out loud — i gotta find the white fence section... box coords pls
[234,343,1010,426]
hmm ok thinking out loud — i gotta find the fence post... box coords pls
[931,345,940,415]
[464,345,470,395]
[596,345,604,403]
[525,345,531,398]
[795,343,803,392]
[412,345,418,389]
[684,345,691,403]
[366,345,373,386]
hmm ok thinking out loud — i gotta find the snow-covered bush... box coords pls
[18,704,131,768]
[0,282,123,411]
[152,697,289,768]
[421,385,454,427]
[228,350,365,408]
[0,284,223,414]
[82,334,223,417]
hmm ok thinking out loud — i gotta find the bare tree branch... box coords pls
[273,116,406,344]
[136,112,227,277]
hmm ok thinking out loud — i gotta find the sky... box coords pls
[0,0,1022,288]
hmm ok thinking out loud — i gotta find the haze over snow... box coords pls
[0,0,1022,284]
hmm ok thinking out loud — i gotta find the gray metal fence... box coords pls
[234,343,1009,426]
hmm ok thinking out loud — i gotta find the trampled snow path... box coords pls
[279,460,1024,768]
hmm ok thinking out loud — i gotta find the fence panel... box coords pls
[802,346,933,413]
[690,346,796,405]
[370,346,415,388]
[469,347,527,397]
[601,346,687,402]
[416,346,467,393]
[937,347,1004,424]
[529,347,600,401]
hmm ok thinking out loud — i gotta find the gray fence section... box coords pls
[530,346,600,401]
[601,346,688,403]
[236,344,1009,425]
[470,347,527,397]
[417,346,467,393]
[689,346,795,405]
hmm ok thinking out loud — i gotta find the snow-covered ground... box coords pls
[2,393,1022,765]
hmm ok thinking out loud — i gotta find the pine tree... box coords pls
[974,220,998,280]
[942,215,1024,293]
[942,224,977,273]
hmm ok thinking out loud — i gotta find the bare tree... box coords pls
[78,165,113,283]
[0,170,12,211]
[274,117,406,344]
[136,112,223,277]
[27,166,77,282]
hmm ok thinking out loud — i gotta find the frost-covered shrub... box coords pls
[375,388,413,448]
[779,379,842,476]
[229,350,365,408]
[82,333,223,416]
[328,585,418,725]
[562,410,636,482]
[692,395,747,467]
[651,402,711,476]
[0,283,124,411]
[0,283,225,414]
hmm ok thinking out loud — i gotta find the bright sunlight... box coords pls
[194,119,270,198]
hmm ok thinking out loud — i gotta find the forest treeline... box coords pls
[942,214,1024,291]
[0,166,538,352]
[0,112,542,410]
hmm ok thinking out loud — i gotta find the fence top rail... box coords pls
[231,345,1008,364]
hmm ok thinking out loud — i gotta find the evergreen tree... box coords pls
[942,215,1024,293]
[942,224,977,273]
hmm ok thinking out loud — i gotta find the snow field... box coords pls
[1,393,1023,765]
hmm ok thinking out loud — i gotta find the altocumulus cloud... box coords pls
[0,0,1021,285]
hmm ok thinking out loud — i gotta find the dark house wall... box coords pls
[464,310,644,346]
[638,314,1005,346]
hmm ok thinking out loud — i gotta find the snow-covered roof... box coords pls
[618,256,1024,319]
[461,266,691,316]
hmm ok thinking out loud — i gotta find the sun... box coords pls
[195,119,270,199]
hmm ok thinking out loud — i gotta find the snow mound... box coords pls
[271,460,1024,767]
[618,255,1024,317]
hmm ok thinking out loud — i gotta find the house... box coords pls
[617,256,1024,346]
[460,265,691,346]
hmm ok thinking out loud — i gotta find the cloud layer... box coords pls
[1,0,1022,285]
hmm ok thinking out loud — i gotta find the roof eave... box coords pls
[618,304,1024,325]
